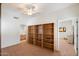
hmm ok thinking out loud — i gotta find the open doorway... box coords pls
[20,24,27,42]
[58,18,76,56]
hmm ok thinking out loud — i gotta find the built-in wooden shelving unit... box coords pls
[28,23,54,51]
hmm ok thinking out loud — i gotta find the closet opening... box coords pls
[20,24,27,43]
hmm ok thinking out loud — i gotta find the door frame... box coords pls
[57,17,78,55]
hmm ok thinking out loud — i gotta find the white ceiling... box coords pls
[2,3,76,15]
[2,3,79,19]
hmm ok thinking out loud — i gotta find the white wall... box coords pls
[58,20,73,39]
[1,4,29,48]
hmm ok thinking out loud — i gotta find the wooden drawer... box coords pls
[36,41,41,46]
[37,38,42,41]
[43,39,54,43]
[43,42,54,50]
[44,35,54,39]
[43,24,54,28]
[28,39,33,44]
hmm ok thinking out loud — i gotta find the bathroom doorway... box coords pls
[58,18,76,56]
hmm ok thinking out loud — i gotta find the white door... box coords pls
[74,18,79,56]
[78,18,79,56]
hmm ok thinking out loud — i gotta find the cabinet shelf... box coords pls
[28,23,54,51]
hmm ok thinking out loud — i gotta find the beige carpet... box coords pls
[1,41,61,56]
[1,39,75,56]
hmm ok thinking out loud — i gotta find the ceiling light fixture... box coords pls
[25,4,38,16]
